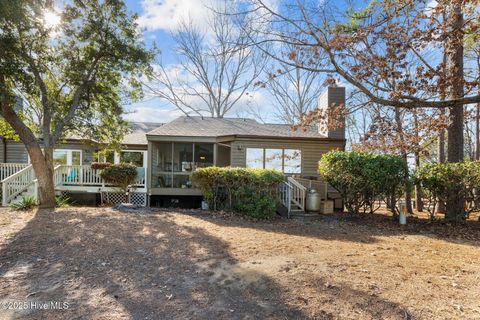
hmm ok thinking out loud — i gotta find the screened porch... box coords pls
[149,141,230,194]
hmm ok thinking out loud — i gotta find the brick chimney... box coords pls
[317,86,345,140]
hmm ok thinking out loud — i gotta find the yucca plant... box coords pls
[55,195,73,208]
[10,196,37,211]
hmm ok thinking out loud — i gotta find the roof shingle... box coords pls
[147,116,328,139]
[123,122,163,145]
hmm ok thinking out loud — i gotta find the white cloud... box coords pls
[425,0,438,16]
[124,105,183,123]
[137,0,216,32]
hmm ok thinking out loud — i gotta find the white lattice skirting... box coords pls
[101,192,147,207]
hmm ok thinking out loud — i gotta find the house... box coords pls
[0,86,346,211]
[0,122,160,206]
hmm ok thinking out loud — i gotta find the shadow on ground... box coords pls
[195,210,480,246]
[0,208,440,319]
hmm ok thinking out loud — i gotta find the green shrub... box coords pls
[192,167,284,219]
[10,196,37,211]
[55,195,73,207]
[232,187,277,219]
[414,161,480,220]
[100,163,138,193]
[319,151,408,215]
[91,162,112,170]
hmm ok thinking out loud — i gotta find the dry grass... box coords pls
[0,207,479,319]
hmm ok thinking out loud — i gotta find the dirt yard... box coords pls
[0,207,479,320]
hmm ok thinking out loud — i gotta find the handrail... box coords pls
[292,177,328,199]
[0,163,29,181]
[2,165,35,206]
[287,176,306,211]
[1,164,33,183]
[279,182,292,218]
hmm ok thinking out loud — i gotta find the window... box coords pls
[97,150,114,163]
[53,150,67,166]
[246,148,264,168]
[120,151,144,167]
[53,149,82,166]
[284,149,301,174]
[265,149,283,171]
[246,148,301,174]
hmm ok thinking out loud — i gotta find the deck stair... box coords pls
[278,176,341,218]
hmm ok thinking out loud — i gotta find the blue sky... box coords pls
[121,0,314,124]
[121,0,364,124]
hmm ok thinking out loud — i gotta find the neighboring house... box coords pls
[0,86,346,212]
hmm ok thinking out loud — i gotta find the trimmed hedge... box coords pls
[414,161,480,220]
[319,151,408,215]
[191,167,284,219]
[100,163,138,193]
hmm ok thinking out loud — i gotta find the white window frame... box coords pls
[115,150,147,168]
[245,147,302,174]
[52,149,83,166]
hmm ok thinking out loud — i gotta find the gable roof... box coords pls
[123,122,163,145]
[147,116,330,140]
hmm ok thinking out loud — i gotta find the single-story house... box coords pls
[0,86,346,212]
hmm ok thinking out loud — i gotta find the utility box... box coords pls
[320,200,334,214]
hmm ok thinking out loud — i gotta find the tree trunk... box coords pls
[0,73,56,208]
[27,146,56,208]
[445,0,465,221]
[475,101,480,160]
[414,152,424,212]
[438,109,446,164]
[393,107,413,214]
[404,159,413,214]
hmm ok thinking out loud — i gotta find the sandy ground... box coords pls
[0,207,479,320]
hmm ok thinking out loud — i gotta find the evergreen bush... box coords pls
[319,151,408,215]
[192,167,284,219]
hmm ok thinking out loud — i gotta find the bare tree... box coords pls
[145,3,266,118]
[261,58,325,124]
[257,44,326,125]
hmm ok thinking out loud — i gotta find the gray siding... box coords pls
[217,144,231,167]
[0,141,96,164]
[230,138,345,178]
[0,142,28,163]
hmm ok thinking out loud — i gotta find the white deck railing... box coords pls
[0,163,29,181]
[279,182,292,217]
[287,176,307,211]
[293,177,328,199]
[2,165,35,206]
[0,164,147,206]
[54,165,146,188]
